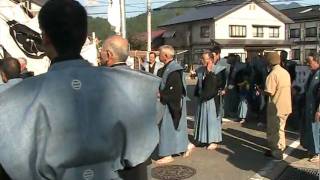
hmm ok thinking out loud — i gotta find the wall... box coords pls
[215,2,286,40]
[191,20,214,45]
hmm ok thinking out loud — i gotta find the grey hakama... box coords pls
[194,67,221,143]
[302,69,320,154]
[158,60,189,157]
[238,97,248,119]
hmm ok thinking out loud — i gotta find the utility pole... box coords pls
[147,0,151,62]
[120,0,126,38]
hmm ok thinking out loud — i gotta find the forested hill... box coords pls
[88,1,301,44]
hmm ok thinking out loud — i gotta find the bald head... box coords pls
[101,35,129,67]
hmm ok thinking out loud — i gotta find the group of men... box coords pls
[0,0,318,180]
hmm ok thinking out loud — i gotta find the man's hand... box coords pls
[315,112,320,122]
[219,90,226,96]
[256,90,260,96]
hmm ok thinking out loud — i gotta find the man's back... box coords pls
[266,64,292,115]
[0,60,160,179]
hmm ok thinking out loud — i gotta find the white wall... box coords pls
[215,2,286,40]
[221,48,245,59]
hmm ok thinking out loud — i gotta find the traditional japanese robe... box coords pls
[194,66,221,143]
[213,63,227,121]
[158,60,188,157]
[0,59,161,180]
[302,68,320,155]
[0,78,23,93]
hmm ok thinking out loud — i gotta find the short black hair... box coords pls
[149,52,157,57]
[280,50,288,61]
[211,45,221,55]
[2,57,21,80]
[202,49,214,59]
[38,0,87,55]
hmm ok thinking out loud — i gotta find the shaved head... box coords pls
[1,57,21,82]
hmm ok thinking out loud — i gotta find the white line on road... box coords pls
[249,139,300,180]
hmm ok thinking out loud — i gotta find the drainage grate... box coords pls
[151,165,196,180]
[278,166,319,180]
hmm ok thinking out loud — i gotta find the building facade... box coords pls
[160,0,293,64]
[282,5,320,64]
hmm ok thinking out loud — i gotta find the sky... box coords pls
[79,0,320,18]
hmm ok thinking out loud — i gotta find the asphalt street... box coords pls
[149,81,317,180]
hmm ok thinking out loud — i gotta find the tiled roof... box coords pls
[281,5,320,21]
[160,0,293,26]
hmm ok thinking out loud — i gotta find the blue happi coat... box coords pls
[194,66,221,143]
[0,59,161,180]
[302,69,320,154]
[158,60,188,157]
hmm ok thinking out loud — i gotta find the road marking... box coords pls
[223,131,268,151]
[249,139,300,180]
[187,116,234,122]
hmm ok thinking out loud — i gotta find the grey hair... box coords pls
[159,45,175,58]
[107,41,129,62]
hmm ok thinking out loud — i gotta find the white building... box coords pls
[160,0,293,64]
[281,5,320,64]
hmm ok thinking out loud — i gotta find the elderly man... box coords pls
[0,57,23,93]
[301,52,320,162]
[156,45,191,164]
[264,52,292,160]
[100,35,129,68]
[0,0,160,179]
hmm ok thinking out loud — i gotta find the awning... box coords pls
[162,31,176,38]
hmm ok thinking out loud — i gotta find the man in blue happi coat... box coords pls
[0,1,161,179]
[211,46,230,121]
[156,45,191,164]
[302,52,320,163]
[192,50,222,150]
[100,35,130,68]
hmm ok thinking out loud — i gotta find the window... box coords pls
[229,25,246,37]
[200,26,210,38]
[305,49,317,58]
[269,27,279,38]
[289,29,300,38]
[305,27,317,37]
[292,49,300,60]
[253,26,264,37]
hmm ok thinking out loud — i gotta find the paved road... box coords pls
[149,83,314,180]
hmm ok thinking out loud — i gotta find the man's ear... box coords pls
[1,71,7,83]
[41,32,50,46]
